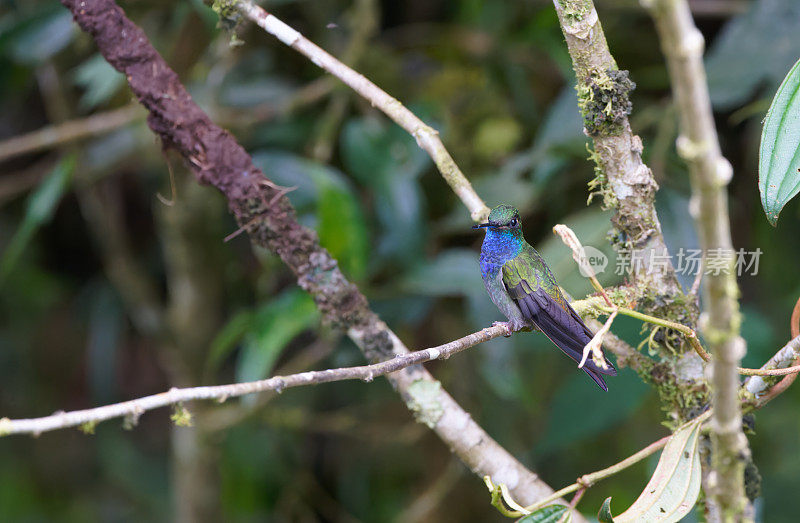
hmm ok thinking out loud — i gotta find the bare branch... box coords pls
[646,0,748,515]
[0,324,507,437]
[0,105,143,164]
[745,297,800,405]
[235,0,490,222]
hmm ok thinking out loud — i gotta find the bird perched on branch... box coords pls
[474,204,616,390]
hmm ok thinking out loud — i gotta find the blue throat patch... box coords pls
[479,228,523,278]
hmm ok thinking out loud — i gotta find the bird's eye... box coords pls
[509,218,518,227]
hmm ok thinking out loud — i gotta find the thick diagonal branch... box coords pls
[647,0,748,517]
[57,0,575,513]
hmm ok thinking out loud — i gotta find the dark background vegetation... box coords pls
[1,0,799,521]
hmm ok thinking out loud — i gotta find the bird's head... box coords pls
[473,204,522,231]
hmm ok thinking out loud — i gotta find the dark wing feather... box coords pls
[509,284,616,391]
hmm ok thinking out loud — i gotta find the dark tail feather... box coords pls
[513,288,616,391]
[524,302,616,391]
[538,326,611,391]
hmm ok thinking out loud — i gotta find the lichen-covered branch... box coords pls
[54,0,575,513]
[646,0,748,517]
[234,0,489,222]
[552,0,683,314]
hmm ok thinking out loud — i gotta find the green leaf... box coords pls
[6,8,74,65]
[517,504,570,523]
[340,116,430,185]
[597,497,615,523]
[608,418,703,523]
[340,116,430,263]
[759,57,800,225]
[706,0,800,109]
[311,168,368,281]
[0,154,76,286]
[235,289,319,385]
[252,151,368,279]
[401,249,485,297]
[251,151,319,211]
[206,309,255,373]
[72,54,125,109]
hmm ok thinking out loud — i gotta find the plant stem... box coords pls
[648,1,748,513]
[0,105,142,163]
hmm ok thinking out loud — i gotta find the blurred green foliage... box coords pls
[1,0,800,521]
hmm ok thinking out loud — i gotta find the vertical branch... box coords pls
[157,177,226,522]
[552,1,706,428]
[551,1,684,316]
[647,0,749,518]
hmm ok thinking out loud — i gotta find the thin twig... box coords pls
[0,105,142,163]
[0,324,508,437]
[689,258,704,297]
[488,410,714,517]
[235,0,489,222]
[603,305,712,362]
[744,334,800,404]
[554,224,794,380]
[756,298,800,402]
[520,434,670,515]
[604,304,800,378]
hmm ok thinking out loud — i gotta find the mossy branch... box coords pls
[553,0,683,314]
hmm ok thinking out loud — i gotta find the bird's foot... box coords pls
[492,320,526,337]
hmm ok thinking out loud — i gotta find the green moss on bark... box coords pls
[577,69,635,136]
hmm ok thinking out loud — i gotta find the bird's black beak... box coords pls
[472,222,491,229]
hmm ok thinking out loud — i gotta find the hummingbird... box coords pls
[474,204,616,391]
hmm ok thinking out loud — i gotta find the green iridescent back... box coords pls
[502,244,569,310]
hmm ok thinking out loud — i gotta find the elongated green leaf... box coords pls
[606,418,703,523]
[0,154,76,285]
[72,54,125,109]
[310,167,368,281]
[206,309,255,373]
[706,0,800,110]
[235,289,319,385]
[0,3,76,65]
[517,505,570,523]
[759,57,800,225]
